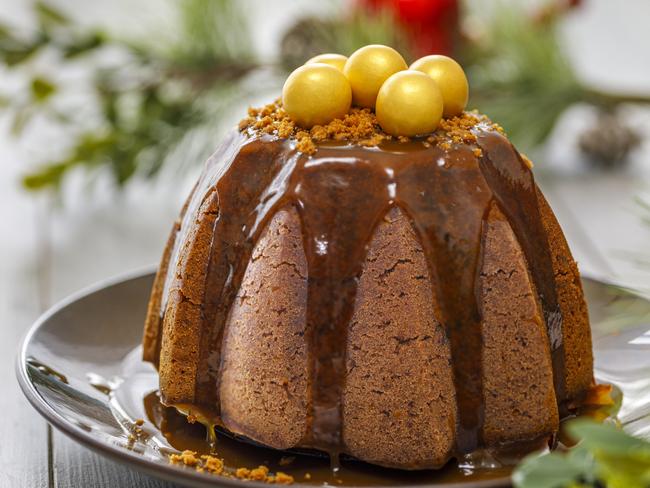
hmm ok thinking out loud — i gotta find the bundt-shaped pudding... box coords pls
[142,105,593,470]
[144,40,593,473]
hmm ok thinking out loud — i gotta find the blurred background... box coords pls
[2,0,650,304]
[1,1,650,485]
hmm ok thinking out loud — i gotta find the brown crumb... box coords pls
[521,153,534,169]
[275,472,295,484]
[235,467,251,479]
[235,464,295,484]
[134,418,144,426]
[126,433,136,449]
[295,134,316,154]
[200,455,225,474]
[171,451,293,484]
[170,450,200,467]
[248,466,270,481]
[240,99,505,157]
[240,100,390,155]
[278,456,295,466]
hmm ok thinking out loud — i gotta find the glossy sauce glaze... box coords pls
[155,122,570,461]
[143,387,617,485]
[144,390,521,485]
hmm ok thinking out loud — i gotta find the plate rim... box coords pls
[15,266,260,488]
[19,266,635,488]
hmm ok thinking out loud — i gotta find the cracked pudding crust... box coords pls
[142,114,593,470]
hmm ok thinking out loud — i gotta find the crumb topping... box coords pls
[170,450,295,484]
[239,99,505,156]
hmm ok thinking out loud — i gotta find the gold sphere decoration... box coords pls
[306,53,348,72]
[343,44,407,109]
[410,55,468,118]
[282,63,352,128]
[376,70,443,137]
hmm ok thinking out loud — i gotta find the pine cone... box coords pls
[280,18,339,71]
[578,112,642,169]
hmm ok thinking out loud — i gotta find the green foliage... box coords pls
[30,76,56,101]
[3,1,648,193]
[514,419,650,488]
[513,450,595,488]
[279,11,411,71]
[172,0,254,66]
[334,11,412,60]
[0,0,256,192]
[3,0,410,194]
[463,7,584,151]
[34,1,70,27]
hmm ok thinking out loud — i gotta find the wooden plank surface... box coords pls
[0,257,50,488]
[52,432,177,488]
[0,143,49,487]
[44,184,184,488]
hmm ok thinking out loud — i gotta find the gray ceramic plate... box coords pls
[15,269,650,488]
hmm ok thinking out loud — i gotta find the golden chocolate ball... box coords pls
[376,70,443,137]
[410,55,468,118]
[306,53,348,72]
[282,63,352,128]
[343,44,407,109]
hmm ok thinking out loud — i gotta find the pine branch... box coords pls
[462,5,650,153]
[0,0,258,192]
[5,0,650,194]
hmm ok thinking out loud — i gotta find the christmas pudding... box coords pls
[142,45,594,470]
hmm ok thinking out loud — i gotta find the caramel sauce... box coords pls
[158,122,569,462]
[144,391,516,485]
[27,357,69,384]
[142,385,619,485]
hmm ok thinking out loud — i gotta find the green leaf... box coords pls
[13,0,247,193]
[11,106,33,135]
[512,452,583,488]
[568,420,650,488]
[567,419,650,459]
[31,77,57,102]
[164,0,255,70]
[1,43,39,66]
[35,2,70,28]
[515,420,650,488]
[462,5,583,152]
[110,144,139,186]
[62,32,105,58]
[0,22,12,41]
[100,91,118,126]
[279,11,410,72]
[596,452,650,488]
[23,161,70,190]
